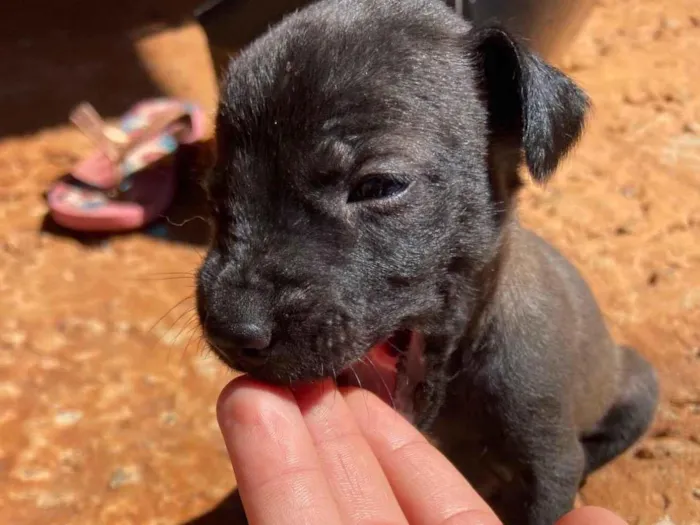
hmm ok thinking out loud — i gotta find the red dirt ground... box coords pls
[0,0,698,524]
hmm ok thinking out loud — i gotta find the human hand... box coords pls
[217,376,628,525]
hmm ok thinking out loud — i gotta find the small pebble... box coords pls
[85,319,106,336]
[620,186,637,198]
[682,122,700,134]
[38,358,61,371]
[108,466,142,489]
[634,446,656,460]
[54,410,83,427]
[1,331,27,348]
[160,411,178,426]
[59,449,84,471]
[35,491,76,510]
[14,467,52,482]
[113,321,132,334]
[0,382,21,399]
[682,289,700,310]
[615,225,632,236]
[32,332,68,353]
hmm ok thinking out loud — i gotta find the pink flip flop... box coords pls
[47,98,206,232]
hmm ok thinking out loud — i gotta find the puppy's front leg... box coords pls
[490,430,584,525]
[516,437,585,525]
[475,368,586,525]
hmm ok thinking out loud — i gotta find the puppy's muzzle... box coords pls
[199,287,275,366]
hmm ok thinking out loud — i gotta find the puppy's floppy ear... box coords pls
[470,26,590,183]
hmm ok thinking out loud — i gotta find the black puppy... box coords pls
[195,0,659,523]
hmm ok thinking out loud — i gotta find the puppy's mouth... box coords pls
[336,330,426,422]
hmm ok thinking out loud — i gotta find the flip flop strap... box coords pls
[120,108,191,158]
[69,103,127,162]
[69,102,192,166]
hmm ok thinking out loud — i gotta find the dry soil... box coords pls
[0,0,699,524]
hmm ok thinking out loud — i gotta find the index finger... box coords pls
[343,388,502,525]
[217,376,344,525]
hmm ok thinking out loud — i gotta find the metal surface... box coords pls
[195,0,310,78]
[196,0,595,81]
[463,0,595,60]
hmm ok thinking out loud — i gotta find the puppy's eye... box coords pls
[348,175,410,203]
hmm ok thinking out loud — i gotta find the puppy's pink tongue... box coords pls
[344,342,397,404]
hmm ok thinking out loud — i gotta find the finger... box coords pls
[293,380,408,525]
[343,387,500,525]
[217,376,343,525]
[557,506,629,525]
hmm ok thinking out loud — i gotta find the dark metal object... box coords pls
[195,0,594,80]
[458,0,595,60]
[194,0,311,78]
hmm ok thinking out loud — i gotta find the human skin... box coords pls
[216,376,629,525]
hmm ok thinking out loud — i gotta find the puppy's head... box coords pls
[196,0,589,428]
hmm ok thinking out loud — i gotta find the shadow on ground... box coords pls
[0,0,204,139]
[184,489,249,525]
[3,0,217,246]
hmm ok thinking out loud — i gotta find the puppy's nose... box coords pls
[209,320,272,358]
[227,323,272,353]
[200,283,274,365]
[207,323,272,348]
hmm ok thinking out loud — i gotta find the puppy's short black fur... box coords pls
[195,1,659,523]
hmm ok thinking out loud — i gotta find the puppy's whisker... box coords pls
[209,341,239,370]
[189,246,206,261]
[177,314,202,363]
[349,364,363,392]
[388,340,405,355]
[363,355,396,411]
[196,334,206,357]
[195,333,212,362]
[183,321,202,356]
[152,307,196,366]
[169,309,199,365]
[347,362,373,419]
[135,277,195,284]
[149,295,194,337]
[132,276,196,285]
[162,306,197,349]
[448,369,464,382]
[140,272,195,278]
[327,364,341,409]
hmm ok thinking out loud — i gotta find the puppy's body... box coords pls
[195,1,659,523]
[432,224,656,522]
